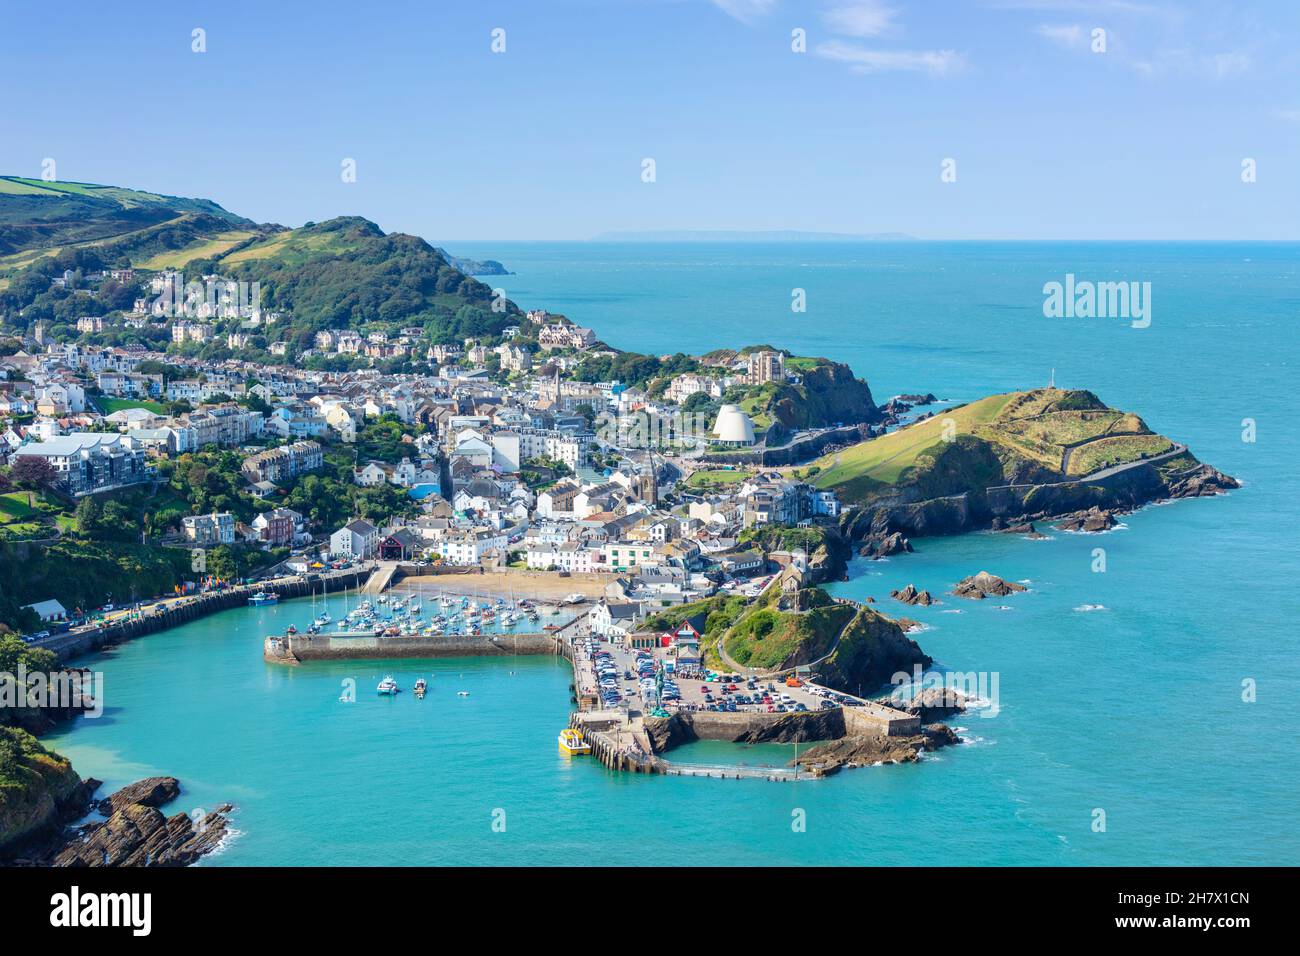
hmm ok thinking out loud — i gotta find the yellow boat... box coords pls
[558,728,591,756]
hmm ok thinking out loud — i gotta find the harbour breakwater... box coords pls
[264,611,593,665]
[43,569,368,664]
[265,630,564,664]
[569,705,932,780]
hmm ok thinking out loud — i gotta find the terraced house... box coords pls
[241,440,324,485]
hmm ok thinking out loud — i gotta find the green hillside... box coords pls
[209,217,519,344]
[0,178,521,355]
[0,176,257,264]
[813,388,1180,505]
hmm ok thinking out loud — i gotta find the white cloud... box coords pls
[1208,51,1251,78]
[1277,109,1300,123]
[816,40,964,75]
[1035,23,1085,48]
[709,0,777,24]
[823,0,899,38]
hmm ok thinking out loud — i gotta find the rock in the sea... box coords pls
[53,803,230,867]
[1055,506,1117,533]
[859,531,913,559]
[793,724,958,774]
[902,688,971,722]
[890,584,937,606]
[98,776,181,815]
[951,571,1027,600]
[1165,463,1240,498]
[997,519,1046,538]
[28,776,233,868]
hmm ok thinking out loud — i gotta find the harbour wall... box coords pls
[43,569,368,664]
[265,630,563,664]
[265,609,593,666]
[640,702,918,753]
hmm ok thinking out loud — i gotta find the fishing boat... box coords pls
[248,591,278,606]
[414,678,427,699]
[376,676,400,695]
[558,729,591,756]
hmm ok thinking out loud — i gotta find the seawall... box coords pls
[44,569,368,664]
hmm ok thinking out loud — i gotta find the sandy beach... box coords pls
[399,570,609,602]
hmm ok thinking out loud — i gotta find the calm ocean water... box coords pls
[48,242,1299,865]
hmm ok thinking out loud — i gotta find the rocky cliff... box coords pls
[0,726,94,856]
[813,606,933,695]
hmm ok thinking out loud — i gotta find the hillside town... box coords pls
[1,288,855,633]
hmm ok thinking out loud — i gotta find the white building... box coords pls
[330,519,380,559]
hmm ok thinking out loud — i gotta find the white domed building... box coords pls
[711,404,757,446]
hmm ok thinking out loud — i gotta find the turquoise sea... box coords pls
[48,242,1299,865]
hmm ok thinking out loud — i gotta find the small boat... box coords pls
[558,729,591,756]
[248,591,278,606]
[456,691,470,697]
[414,678,427,699]
[285,624,298,635]
[377,676,400,695]
[315,612,332,626]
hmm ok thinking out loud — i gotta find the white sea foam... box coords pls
[1074,603,1108,612]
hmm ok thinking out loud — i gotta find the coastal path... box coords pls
[988,442,1187,491]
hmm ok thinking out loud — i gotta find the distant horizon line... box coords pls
[436,235,1300,243]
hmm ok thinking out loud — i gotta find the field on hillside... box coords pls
[98,396,168,415]
[686,468,752,488]
[1067,433,1173,475]
[812,393,1016,488]
[134,230,259,270]
[220,228,351,265]
[812,387,1187,499]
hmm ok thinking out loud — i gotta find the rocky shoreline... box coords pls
[6,775,233,867]
[840,460,1238,550]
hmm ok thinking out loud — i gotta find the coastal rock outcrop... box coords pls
[52,800,232,867]
[858,531,913,559]
[813,607,932,694]
[1055,506,1117,533]
[1165,463,1240,498]
[4,769,234,867]
[0,727,94,858]
[98,776,182,814]
[793,724,959,774]
[890,584,936,607]
[993,518,1047,539]
[900,688,971,722]
[951,572,1027,600]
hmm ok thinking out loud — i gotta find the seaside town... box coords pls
[0,267,865,657]
[0,190,1240,870]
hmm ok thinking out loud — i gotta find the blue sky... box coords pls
[2,0,1298,239]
